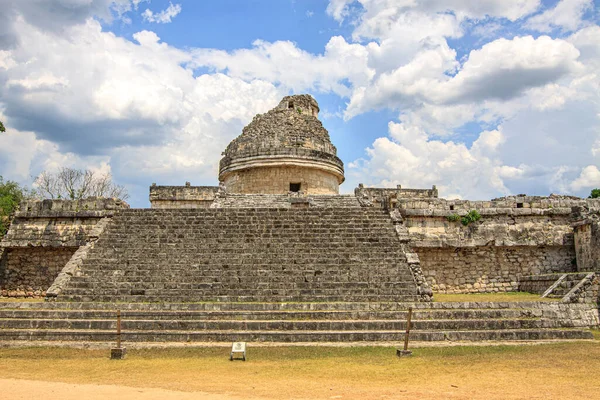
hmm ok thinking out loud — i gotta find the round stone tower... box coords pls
[219,94,345,195]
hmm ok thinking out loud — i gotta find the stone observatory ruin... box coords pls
[1,94,599,345]
[219,94,345,195]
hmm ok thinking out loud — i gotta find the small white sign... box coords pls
[230,342,247,361]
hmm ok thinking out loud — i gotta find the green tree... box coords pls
[0,120,5,132]
[590,188,600,199]
[0,176,28,236]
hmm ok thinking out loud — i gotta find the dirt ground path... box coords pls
[0,379,255,400]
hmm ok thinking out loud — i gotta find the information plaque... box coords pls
[230,342,247,361]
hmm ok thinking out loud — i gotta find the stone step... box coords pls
[65,282,418,290]
[0,318,563,331]
[59,295,423,303]
[55,206,420,303]
[0,301,566,311]
[0,308,544,321]
[0,328,592,342]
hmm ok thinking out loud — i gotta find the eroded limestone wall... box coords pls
[0,247,77,296]
[149,185,219,209]
[418,246,576,293]
[0,198,128,298]
[574,220,600,272]
[223,166,340,195]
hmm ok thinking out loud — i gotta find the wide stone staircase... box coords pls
[0,301,593,343]
[58,208,421,303]
[0,207,595,344]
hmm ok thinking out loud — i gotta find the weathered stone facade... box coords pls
[149,184,219,209]
[0,198,129,298]
[572,201,600,272]
[3,94,600,305]
[222,165,340,195]
[219,95,344,195]
[0,247,77,296]
[418,246,576,293]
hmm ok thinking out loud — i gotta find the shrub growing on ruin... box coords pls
[590,188,600,199]
[461,210,481,226]
[446,214,461,222]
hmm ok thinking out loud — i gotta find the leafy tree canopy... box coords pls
[0,176,29,236]
[0,120,5,132]
[590,188,600,199]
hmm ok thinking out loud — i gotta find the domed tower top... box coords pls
[219,94,345,195]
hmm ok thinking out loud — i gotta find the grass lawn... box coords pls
[433,292,559,302]
[1,342,599,399]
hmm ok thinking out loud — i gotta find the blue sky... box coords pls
[0,0,599,207]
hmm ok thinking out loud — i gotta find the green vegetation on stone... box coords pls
[461,210,482,226]
[446,210,482,225]
[446,214,461,222]
[589,188,600,199]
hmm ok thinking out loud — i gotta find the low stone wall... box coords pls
[0,247,77,297]
[354,184,438,208]
[3,198,128,248]
[418,246,576,293]
[518,274,563,295]
[210,193,360,209]
[149,185,219,209]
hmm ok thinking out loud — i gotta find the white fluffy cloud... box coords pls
[0,0,599,206]
[142,2,182,24]
[327,0,541,26]
[332,1,600,198]
[348,123,509,200]
[525,0,593,33]
[0,15,282,205]
[191,36,374,97]
[571,166,600,191]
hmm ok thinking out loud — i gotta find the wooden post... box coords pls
[403,307,412,351]
[111,309,126,359]
[116,310,121,349]
[397,307,413,357]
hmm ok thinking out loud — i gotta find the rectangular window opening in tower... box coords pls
[290,183,301,192]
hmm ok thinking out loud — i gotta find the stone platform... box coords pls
[54,208,424,303]
[0,301,594,344]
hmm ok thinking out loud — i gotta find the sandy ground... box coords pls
[1,379,254,400]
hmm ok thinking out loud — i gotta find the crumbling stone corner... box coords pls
[389,209,433,302]
[45,217,111,300]
[561,273,599,304]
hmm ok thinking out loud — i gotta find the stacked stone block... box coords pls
[0,301,594,343]
[59,208,421,302]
